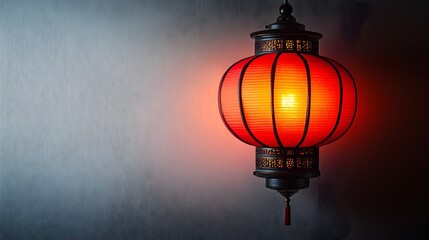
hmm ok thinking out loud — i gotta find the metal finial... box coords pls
[276,0,296,23]
[280,1,293,16]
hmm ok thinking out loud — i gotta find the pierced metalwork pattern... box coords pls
[296,40,312,52]
[256,148,282,156]
[285,40,295,51]
[255,39,284,52]
[256,157,284,168]
[295,148,316,156]
[256,157,314,169]
[255,147,318,170]
[296,158,313,169]
[286,158,294,169]
[255,39,316,54]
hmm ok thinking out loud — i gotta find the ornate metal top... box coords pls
[251,1,323,55]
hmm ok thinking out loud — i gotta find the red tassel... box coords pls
[284,197,291,225]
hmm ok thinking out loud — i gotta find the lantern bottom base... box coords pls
[253,147,320,193]
[253,172,320,197]
[253,147,321,225]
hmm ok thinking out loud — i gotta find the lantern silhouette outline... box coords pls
[218,0,357,225]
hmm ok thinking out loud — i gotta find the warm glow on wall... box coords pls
[217,0,357,225]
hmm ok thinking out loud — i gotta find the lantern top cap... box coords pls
[250,0,323,55]
[251,1,322,39]
[269,0,304,31]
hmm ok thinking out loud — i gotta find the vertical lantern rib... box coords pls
[296,53,311,147]
[271,53,284,147]
[314,56,344,146]
[218,59,253,145]
[328,58,358,143]
[238,55,268,147]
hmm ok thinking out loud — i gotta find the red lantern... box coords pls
[218,1,357,225]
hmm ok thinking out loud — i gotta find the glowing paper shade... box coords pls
[219,53,357,148]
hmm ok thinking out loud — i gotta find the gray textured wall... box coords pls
[1,0,428,239]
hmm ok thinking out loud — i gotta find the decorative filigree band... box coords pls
[256,147,319,170]
[255,39,318,55]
